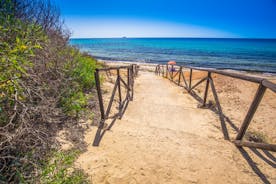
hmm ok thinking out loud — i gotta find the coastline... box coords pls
[98,59,276,143]
[98,59,276,81]
[72,37,276,74]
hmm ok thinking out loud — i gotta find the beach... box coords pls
[3,0,276,183]
[70,38,276,74]
[75,61,276,183]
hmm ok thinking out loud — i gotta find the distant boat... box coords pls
[122,36,127,39]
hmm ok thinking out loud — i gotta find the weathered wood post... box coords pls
[203,72,211,106]
[189,68,193,90]
[134,64,138,76]
[178,66,182,86]
[131,65,134,100]
[171,65,174,81]
[127,67,130,99]
[166,64,168,78]
[95,69,105,128]
[117,69,122,110]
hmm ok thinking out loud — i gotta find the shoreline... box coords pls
[98,59,276,80]
[98,60,276,143]
[72,37,276,75]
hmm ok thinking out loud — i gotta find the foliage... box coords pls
[71,55,98,90]
[60,53,100,116]
[61,90,88,116]
[0,0,99,183]
[0,5,46,124]
[40,150,88,184]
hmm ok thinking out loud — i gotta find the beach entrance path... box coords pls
[76,71,275,184]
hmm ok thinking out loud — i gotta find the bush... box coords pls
[61,90,87,117]
[71,55,98,90]
[0,0,100,182]
[0,8,46,126]
[60,54,100,116]
[40,150,88,184]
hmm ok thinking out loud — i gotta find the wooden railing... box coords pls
[155,64,276,152]
[94,64,139,128]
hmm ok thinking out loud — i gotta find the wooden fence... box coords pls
[155,64,276,152]
[94,64,139,128]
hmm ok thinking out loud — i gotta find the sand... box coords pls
[75,62,276,184]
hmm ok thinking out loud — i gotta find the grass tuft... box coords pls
[245,130,270,143]
[40,150,89,184]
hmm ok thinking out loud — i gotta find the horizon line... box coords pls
[70,37,276,39]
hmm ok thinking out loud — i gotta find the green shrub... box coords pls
[0,14,45,112]
[61,90,88,117]
[71,55,98,90]
[59,54,101,116]
[40,150,88,184]
[0,1,101,182]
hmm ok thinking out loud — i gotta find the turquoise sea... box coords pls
[70,38,276,73]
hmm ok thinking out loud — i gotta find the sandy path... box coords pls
[76,71,275,184]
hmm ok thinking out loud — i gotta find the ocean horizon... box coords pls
[70,38,276,74]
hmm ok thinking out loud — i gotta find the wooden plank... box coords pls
[189,77,208,92]
[236,84,267,140]
[97,66,131,71]
[120,78,131,91]
[209,78,229,140]
[105,78,119,118]
[233,140,276,152]
[157,64,264,83]
[186,66,263,83]
[262,79,276,93]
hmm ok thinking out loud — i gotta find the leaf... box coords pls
[16,37,20,44]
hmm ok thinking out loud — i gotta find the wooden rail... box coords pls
[155,64,276,152]
[95,64,139,128]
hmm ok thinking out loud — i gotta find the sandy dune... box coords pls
[76,70,275,184]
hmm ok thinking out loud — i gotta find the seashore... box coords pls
[75,60,276,183]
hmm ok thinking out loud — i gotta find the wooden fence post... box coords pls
[131,65,134,100]
[203,72,211,106]
[127,67,130,99]
[178,66,182,86]
[117,69,122,109]
[189,69,193,90]
[166,64,168,78]
[95,69,105,127]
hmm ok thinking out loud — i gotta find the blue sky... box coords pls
[53,0,276,38]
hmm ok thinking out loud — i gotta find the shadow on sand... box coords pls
[92,100,130,146]
[190,90,275,184]
[92,75,275,183]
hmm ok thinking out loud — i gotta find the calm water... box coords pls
[70,38,276,73]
